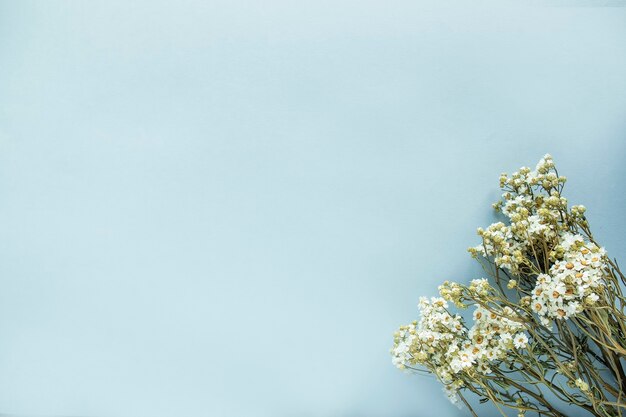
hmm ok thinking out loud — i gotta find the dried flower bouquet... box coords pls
[392,155,626,417]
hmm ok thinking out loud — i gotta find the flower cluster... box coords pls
[531,233,606,326]
[392,288,529,401]
[469,155,570,275]
[391,297,465,375]
[456,303,528,375]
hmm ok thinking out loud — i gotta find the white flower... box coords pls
[485,349,498,360]
[528,215,548,235]
[473,306,486,321]
[531,239,607,327]
[560,232,584,251]
[513,333,528,349]
[566,301,581,316]
[459,352,475,368]
[532,299,546,315]
[443,385,463,409]
[585,293,599,305]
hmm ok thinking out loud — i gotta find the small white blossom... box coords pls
[513,333,528,349]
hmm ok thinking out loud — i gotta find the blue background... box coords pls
[1,1,626,416]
